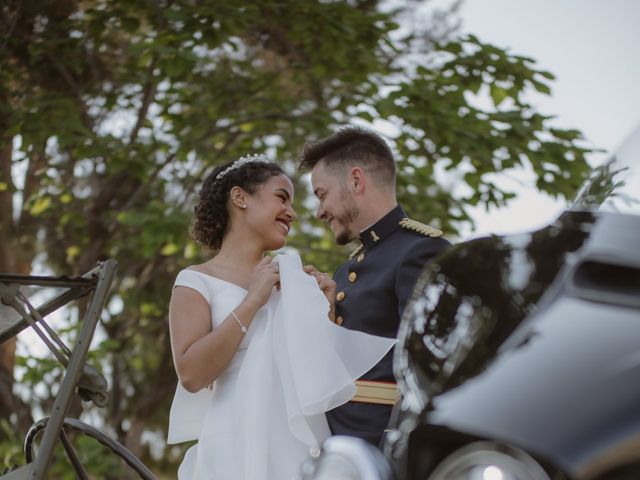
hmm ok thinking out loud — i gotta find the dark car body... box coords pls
[302,126,640,480]
[387,126,640,480]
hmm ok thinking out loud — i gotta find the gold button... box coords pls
[348,272,357,282]
[336,291,346,302]
[335,316,343,326]
[357,253,365,262]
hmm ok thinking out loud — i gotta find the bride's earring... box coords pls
[230,186,247,210]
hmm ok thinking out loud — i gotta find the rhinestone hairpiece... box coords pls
[215,153,270,182]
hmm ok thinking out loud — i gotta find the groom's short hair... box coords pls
[299,126,396,186]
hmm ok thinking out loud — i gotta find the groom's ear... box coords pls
[349,167,366,194]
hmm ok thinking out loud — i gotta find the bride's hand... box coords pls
[245,256,279,308]
[303,265,336,321]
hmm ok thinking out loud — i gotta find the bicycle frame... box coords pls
[0,260,117,479]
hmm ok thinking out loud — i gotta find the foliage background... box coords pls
[0,0,591,476]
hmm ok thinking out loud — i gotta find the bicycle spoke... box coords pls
[60,427,90,480]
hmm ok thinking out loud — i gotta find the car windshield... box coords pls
[572,124,640,216]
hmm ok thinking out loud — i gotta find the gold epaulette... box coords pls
[349,244,364,259]
[399,218,443,238]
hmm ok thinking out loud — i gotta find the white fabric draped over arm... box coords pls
[234,253,396,466]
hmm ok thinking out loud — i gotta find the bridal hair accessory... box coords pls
[215,153,269,182]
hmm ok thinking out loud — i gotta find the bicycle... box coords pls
[0,259,157,480]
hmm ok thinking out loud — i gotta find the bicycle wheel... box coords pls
[25,417,157,480]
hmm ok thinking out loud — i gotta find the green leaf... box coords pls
[538,70,556,80]
[161,242,180,256]
[490,84,509,107]
[140,302,162,316]
[184,242,198,259]
[530,79,552,95]
[116,211,146,226]
[66,246,80,261]
[99,338,121,351]
[29,197,51,216]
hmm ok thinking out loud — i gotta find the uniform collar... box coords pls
[359,205,406,250]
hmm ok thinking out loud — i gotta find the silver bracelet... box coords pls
[231,310,247,333]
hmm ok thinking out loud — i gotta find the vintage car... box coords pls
[301,123,640,480]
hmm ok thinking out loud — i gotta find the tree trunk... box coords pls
[0,138,35,436]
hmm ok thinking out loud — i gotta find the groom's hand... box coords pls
[303,264,337,323]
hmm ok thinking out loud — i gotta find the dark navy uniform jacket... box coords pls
[326,205,450,445]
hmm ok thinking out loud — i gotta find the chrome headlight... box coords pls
[428,441,551,480]
[300,436,392,480]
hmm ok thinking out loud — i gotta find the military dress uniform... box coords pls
[326,205,450,446]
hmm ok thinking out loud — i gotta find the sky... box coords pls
[447,0,640,238]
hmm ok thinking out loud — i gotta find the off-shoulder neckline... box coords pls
[182,268,248,292]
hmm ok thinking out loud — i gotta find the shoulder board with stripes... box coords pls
[399,218,443,238]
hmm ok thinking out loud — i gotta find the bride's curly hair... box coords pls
[190,160,286,251]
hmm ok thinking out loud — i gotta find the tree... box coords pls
[0,0,591,474]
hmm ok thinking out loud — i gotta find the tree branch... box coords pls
[128,56,158,145]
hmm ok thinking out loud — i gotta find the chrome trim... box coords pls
[428,441,551,480]
[300,436,392,480]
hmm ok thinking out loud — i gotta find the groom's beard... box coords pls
[335,191,359,246]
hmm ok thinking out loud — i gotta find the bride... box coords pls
[167,154,395,479]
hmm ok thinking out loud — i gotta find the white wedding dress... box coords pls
[167,254,396,479]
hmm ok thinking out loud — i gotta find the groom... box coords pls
[299,126,450,446]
